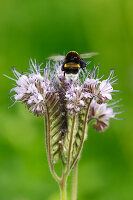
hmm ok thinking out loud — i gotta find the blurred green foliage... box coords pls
[0,0,133,199]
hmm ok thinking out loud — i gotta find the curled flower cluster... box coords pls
[65,84,86,113]
[9,61,54,116]
[7,60,121,132]
[89,100,115,131]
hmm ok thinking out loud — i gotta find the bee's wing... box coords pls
[47,55,65,61]
[80,52,99,58]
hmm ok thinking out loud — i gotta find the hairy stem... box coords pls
[70,99,92,170]
[67,114,76,169]
[59,173,67,200]
[72,162,78,200]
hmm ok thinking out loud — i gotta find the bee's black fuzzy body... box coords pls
[61,51,87,74]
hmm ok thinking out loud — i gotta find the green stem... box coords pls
[72,162,78,200]
[59,174,67,200]
[70,99,93,170]
[68,114,76,169]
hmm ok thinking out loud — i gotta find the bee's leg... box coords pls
[64,72,65,77]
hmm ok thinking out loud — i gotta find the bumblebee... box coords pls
[48,51,98,75]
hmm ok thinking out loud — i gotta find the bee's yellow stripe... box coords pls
[64,63,80,68]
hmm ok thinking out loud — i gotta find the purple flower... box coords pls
[7,60,121,130]
[89,100,115,132]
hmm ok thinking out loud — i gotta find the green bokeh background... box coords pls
[0,0,133,200]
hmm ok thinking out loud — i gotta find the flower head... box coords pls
[65,84,86,113]
[89,100,115,132]
[8,60,54,116]
[7,59,121,134]
[97,79,113,101]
